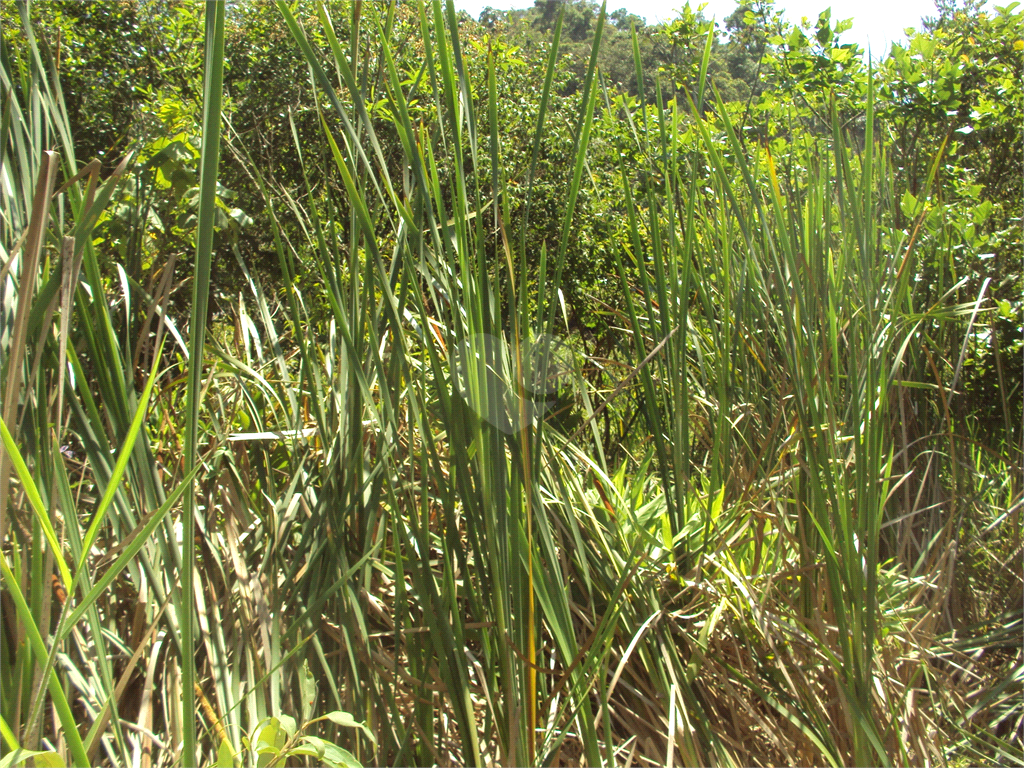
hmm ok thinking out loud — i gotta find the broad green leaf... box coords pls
[321,743,362,768]
[299,658,317,723]
[277,714,297,739]
[0,749,64,768]
[324,711,375,745]
[216,738,235,768]
[297,736,327,760]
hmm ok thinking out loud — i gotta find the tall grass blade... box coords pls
[181,2,226,763]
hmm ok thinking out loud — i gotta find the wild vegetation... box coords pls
[0,0,1021,766]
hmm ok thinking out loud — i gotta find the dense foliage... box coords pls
[1,0,1020,766]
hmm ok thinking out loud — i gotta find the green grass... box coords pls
[0,1,1019,766]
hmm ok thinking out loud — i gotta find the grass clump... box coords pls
[1,1,1019,766]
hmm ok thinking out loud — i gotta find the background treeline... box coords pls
[1,0,1021,766]
[16,0,1019,437]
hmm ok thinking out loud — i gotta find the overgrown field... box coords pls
[1,1,1020,766]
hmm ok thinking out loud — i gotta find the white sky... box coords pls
[454,0,997,57]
